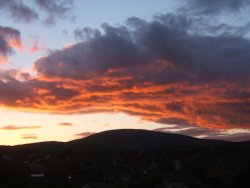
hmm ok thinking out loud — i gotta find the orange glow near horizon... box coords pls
[1,108,249,146]
[0,108,167,146]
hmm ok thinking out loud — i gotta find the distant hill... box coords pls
[0,129,249,188]
[68,129,228,150]
[1,129,243,152]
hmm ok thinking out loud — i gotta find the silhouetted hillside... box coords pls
[12,141,65,153]
[0,129,231,152]
[0,129,249,188]
[68,129,228,150]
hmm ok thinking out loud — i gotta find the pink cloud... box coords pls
[75,132,95,138]
[1,125,41,130]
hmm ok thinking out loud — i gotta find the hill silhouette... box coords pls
[0,129,249,188]
[4,129,232,152]
[68,129,228,150]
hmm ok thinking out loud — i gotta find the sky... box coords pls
[0,0,250,145]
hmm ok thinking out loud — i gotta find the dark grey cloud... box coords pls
[35,0,74,24]
[0,0,75,23]
[35,0,74,14]
[157,118,193,127]
[0,0,38,22]
[37,14,250,84]
[183,0,250,15]
[165,102,184,113]
[0,26,20,57]
[37,24,145,79]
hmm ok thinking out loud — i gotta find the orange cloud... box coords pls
[1,125,41,130]
[57,122,74,126]
[28,40,47,53]
[29,41,40,53]
[7,35,47,54]
[21,134,38,139]
[7,38,23,51]
[2,71,248,130]
[74,132,95,138]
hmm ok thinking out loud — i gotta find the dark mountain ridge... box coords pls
[0,129,249,188]
[1,129,235,152]
[68,129,229,150]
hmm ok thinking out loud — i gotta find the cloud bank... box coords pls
[0,13,249,132]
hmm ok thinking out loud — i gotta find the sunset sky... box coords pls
[0,0,250,145]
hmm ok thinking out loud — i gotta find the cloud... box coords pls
[57,122,73,126]
[173,0,250,44]
[0,69,79,107]
[21,133,38,139]
[157,118,193,126]
[74,132,95,138]
[39,15,250,83]
[35,0,75,24]
[174,127,222,137]
[0,0,75,23]
[154,126,250,142]
[0,29,46,59]
[1,125,41,130]
[154,125,221,137]
[182,0,250,15]
[0,26,21,63]
[0,14,249,133]
[0,0,38,22]
[209,132,250,142]
[28,39,47,53]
